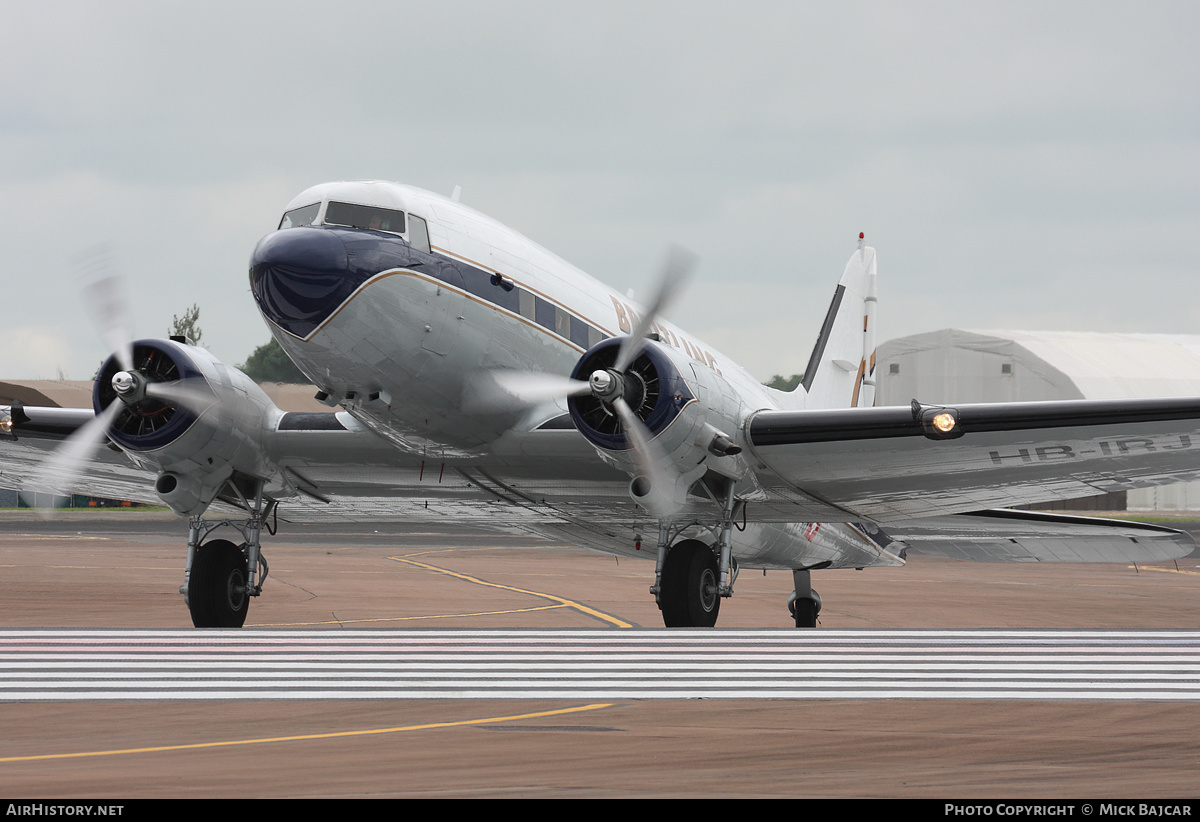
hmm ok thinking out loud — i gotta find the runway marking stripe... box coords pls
[1,690,1198,702]
[0,667,1193,680]
[2,648,1200,652]
[1,631,1197,702]
[4,656,1198,665]
[3,629,1198,640]
[0,703,615,763]
[5,659,1198,668]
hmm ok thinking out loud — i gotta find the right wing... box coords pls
[0,405,159,504]
[745,397,1200,521]
[880,508,1195,563]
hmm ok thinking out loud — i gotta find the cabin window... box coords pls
[554,306,571,339]
[408,214,431,253]
[325,201,406,234]
[535,297,556,332]
[278,203,319,230]
[569,316,591,349]
[518,290,537,321]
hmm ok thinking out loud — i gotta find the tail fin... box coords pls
[796,236,877,409]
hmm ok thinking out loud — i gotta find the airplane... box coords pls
[2,179,1199,629]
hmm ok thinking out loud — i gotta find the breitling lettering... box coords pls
[610,295,722,375]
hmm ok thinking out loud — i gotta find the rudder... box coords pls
[796,236,877,409]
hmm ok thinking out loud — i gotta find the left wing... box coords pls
[745,396,1200,521]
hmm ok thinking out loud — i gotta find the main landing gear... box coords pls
[649,473,827,628]
[181,478,273,628]
[188,539,249,628]
[659,539,721,627]
[651,479,741,628]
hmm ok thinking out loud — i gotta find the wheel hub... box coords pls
[225,570,247,611]
[699,567,718,612]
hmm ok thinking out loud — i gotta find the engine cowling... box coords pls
[566,337,748,506]
[93,339,280,515]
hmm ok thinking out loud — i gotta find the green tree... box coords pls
[240,338,308,384]
[765,373,803,391]
[170,304,203,346]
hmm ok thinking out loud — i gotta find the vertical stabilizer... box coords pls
[798,236,878,409]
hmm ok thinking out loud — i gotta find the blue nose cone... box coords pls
[250,228,350,339]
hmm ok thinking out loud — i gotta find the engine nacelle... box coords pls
[94,339,280,516]
[566,338,748,503]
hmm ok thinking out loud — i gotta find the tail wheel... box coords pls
[188,539,249,628]
[793,598,818,628]
[660,539,720,628]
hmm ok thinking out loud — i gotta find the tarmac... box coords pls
[0,511,1198,797]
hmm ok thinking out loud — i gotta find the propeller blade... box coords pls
[74,244,133,373]
[611,395,681,518]
[22,401,123,510]
[463,370,590,413]
[143,380,219,419]
[614,244,696,373]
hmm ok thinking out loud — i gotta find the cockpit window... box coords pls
[325,201,406,234]
[278,203,319,230]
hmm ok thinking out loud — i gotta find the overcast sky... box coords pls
[2,1,1197,384]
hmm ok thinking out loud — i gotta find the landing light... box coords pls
[913,401,963,440]
[931,412,956,434]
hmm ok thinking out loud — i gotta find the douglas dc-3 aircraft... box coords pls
[2,180,1199,628]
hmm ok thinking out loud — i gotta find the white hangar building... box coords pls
[875,329,1200,511]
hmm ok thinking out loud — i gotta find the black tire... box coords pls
[188,539,249,628]
[793,597,818,628]
[660,539,721,628]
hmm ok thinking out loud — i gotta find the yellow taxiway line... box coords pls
[0,703,616,764]
[388,553,633,628]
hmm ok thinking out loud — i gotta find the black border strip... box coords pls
[800,284,845,392]
[7,406,94,441]
[749,396,1200,446]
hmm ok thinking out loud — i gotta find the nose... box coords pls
[249,228,350,339]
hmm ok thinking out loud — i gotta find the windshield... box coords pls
[324,201,406,233]
[278,203,319,230]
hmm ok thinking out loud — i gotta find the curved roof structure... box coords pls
[877,329,1200,511]
[878,329,1200,406]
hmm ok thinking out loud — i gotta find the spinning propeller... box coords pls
[471,246,697,518]
[24,247,214,507]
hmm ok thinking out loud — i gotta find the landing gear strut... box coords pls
[181,476,272,629]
